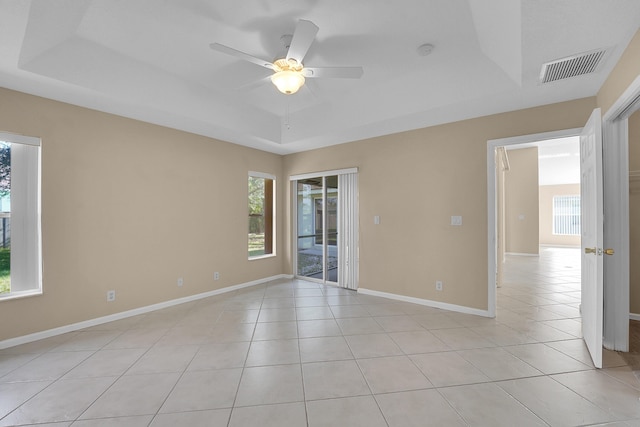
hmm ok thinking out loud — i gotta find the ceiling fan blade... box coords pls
[286,20,319,64]
[303,66,364,79]
[209,43,274,70]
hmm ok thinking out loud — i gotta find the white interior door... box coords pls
[580,108,603,369]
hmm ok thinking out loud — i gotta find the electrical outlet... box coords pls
[177,277,183,287]
[435,281,443,291]
[214,272,220,281]
[107,290,116,302]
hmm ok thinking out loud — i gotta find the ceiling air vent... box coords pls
[540,48,607,83]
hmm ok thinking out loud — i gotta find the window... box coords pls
[0,132,42,299]
[248,172,275,258]
[553,195,581,236]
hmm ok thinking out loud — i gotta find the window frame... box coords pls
[248,171,276,260]
[0,132,42,301]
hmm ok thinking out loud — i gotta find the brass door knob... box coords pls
[604,248,615,256]
[585,247,597,254]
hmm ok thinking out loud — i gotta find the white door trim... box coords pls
[601,74,640,351]
[486,128,582,317]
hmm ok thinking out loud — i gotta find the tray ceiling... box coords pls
[1,0,639,154]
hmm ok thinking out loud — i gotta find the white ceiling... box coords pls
[1,1,639,155]
[537,136,581,186]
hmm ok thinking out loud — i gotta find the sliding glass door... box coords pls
[296,176,338,283]
[293,168,358,289]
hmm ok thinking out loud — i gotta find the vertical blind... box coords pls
[552,195,581,236]
[338,172,358,290]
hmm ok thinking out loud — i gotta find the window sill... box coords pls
[248,253,277,261]
[0,289,42,302]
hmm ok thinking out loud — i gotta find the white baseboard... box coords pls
[539,244,581,248]
[505,252,539,257]
[357,288,491,318]
[630,312,640,321]
[0,274,290,350]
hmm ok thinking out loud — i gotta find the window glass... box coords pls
[249,173,275,258]
[0,142,10,295]
[0,133,41,299]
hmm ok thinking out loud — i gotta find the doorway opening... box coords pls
[487,128,583,317]
[499,135,582,287]
[496,135,584,338]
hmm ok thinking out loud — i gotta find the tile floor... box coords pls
[1,247,639,426]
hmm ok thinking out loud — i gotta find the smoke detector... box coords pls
[417,43,435,57]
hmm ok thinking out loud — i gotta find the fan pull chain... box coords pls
[285,101,291,130]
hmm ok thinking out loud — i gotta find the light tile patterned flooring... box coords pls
[1,247,639,426]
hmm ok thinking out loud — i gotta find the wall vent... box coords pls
[540,49,607,83]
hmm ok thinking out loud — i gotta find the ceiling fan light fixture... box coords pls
[271,69,305,94]
[210,20,362,96]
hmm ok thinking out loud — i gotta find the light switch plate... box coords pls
[451,216,462,226]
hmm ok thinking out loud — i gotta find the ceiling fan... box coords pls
[210,20,364,95]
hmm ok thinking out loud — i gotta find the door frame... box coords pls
[601,74,640,351]
[486,128,582,318]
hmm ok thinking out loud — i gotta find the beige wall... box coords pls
[504,147,539,254]
[597,28,640,315]
[283,98,596,310]
[597,30,640,115]
[539,184,581,247]
[0,88,284,341]
[630,110,640,314]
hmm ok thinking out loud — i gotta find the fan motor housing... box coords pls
[273,58,303,72]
